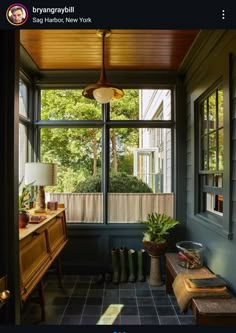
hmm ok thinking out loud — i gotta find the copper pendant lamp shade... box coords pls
[82,29,124,104]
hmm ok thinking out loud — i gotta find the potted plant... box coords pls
[18,178,34,228]
[140,212,180,256]
[140,212,180,286]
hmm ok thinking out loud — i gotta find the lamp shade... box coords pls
[25,162,57,186]
[93,87,114,103]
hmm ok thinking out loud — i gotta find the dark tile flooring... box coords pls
[21,273,195,326]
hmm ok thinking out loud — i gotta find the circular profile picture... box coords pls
[6,3,28,26]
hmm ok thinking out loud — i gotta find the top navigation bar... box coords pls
[0,0,236,29]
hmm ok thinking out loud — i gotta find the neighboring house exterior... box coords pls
[134,89,172,193]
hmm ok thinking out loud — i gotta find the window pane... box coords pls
[41,128,103,223]
[201,136,208,170]
[218,88,223,128]
[41,89,102,120]
[205,193,223,216]
[209,132,217,170]
[218,128,224,170]
[213,174,223,188]
[205,175,213,186]
[110,89,172,120]
[19,79,28,117]
[19,123,27,182]
[201,100,208,136]
[208,92,216,131]
[108,127,172,223]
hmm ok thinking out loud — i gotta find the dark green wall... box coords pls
[60,223,185,279]
[184,30,236,292]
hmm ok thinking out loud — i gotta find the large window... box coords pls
[40,88,174,223]
[197,84,224,223]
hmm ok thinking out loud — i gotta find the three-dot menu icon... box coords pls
[222,9,225,20]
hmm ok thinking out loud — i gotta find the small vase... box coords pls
[19,212,29,228]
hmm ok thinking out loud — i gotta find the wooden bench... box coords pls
[165,253,236,325]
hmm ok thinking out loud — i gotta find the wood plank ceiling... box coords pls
[20,29,200,71]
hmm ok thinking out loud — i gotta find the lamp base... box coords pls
[35,186,46,213]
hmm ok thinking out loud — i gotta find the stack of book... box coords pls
[173,273,230,313]
[184,276,227,292]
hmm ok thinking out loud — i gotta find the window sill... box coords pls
[188,213,233,240]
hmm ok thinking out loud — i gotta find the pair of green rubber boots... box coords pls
[111,247,146,284]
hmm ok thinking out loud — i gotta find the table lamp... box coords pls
[24,162,57,213]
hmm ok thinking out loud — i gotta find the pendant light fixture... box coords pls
[82,29,124,104]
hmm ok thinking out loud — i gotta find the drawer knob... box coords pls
[0,290,10,303]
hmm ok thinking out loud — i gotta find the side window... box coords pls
[19,78,30,183]
[197,84,224,224]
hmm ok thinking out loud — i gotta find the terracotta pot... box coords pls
[19,212,29,228]
[142,240,168,257]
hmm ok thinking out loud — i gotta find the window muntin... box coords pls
[199,85,224,219]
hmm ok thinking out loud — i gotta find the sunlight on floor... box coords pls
[96,304,124,325]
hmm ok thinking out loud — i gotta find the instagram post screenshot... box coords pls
[0,0,236,332]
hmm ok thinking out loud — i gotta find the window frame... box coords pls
[194,78,232,239]
[36,87,176,225]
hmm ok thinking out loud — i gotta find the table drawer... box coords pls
[47,214,66,254]
[20,230,50,293]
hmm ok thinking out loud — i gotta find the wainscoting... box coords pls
[59,224,185,275]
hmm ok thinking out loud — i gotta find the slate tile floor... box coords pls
[21,273,195,325]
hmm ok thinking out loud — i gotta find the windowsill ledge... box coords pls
[187,213,233,240]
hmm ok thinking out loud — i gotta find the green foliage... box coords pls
[46,167,86,193]
[75,174,101,193]
[114,154,134,175]
[41,90,102,176]
[109,172,152,193]
[140,213,180,244]
[19,178,34,213]
[75,172,153,193]
[40,89,140,193]
[41,89,101,120]
[110,90,139,119]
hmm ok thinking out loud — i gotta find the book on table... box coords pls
[29,215,47,223]
[187,276,227,288]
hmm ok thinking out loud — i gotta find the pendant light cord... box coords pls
[99,30,107,84]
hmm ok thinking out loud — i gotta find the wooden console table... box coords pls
[19,208,68,319]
